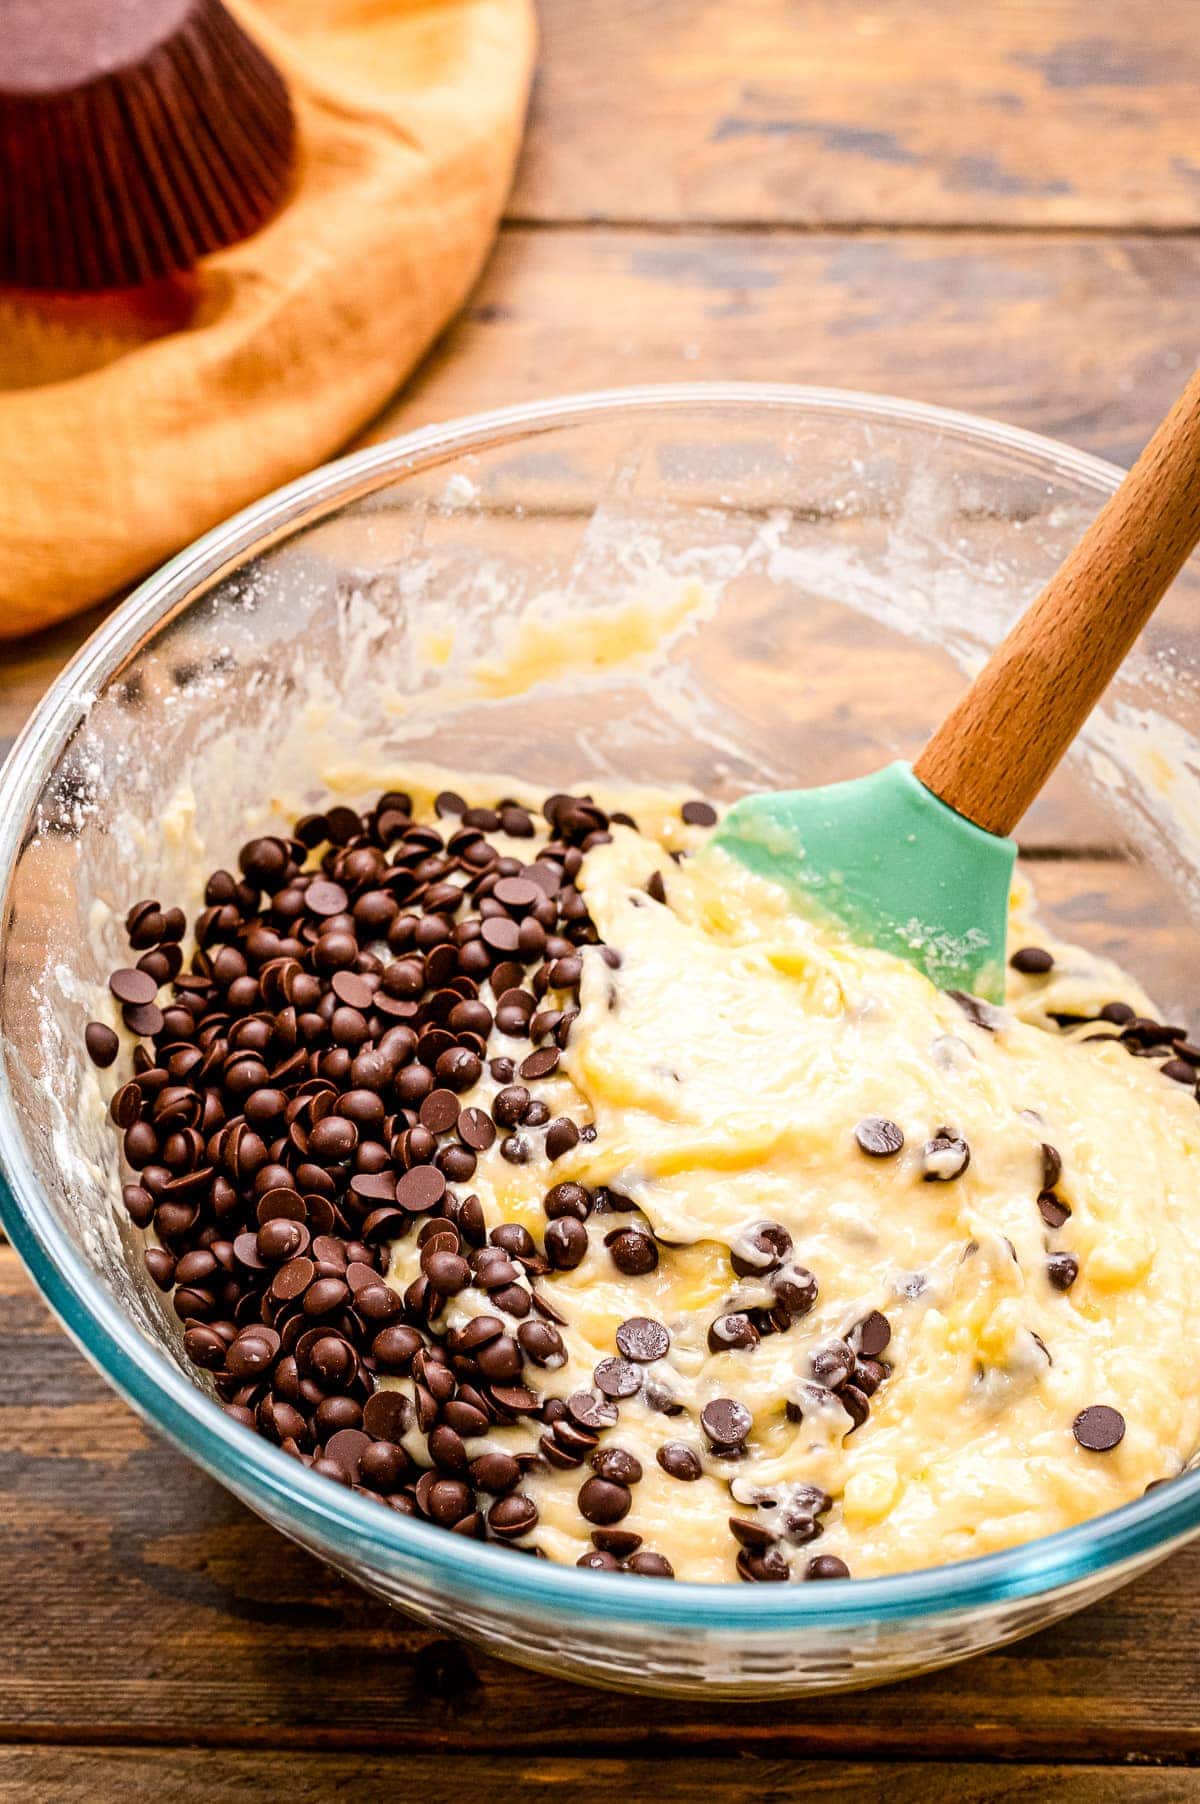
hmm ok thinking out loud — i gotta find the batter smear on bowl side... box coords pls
[86,783,1200,1582]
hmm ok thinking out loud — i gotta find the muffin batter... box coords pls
[91,782,1200,1583]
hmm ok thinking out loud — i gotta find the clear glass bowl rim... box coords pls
[2,380,1197,1633]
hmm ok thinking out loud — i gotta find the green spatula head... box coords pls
[709,761,1016,1001]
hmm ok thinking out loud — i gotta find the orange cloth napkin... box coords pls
[0,0,536,638]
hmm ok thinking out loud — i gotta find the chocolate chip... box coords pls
[1073,1405,1125,1451]
[395,1165,447,1214]
[331,970,374,1010]
[810,1340,854,1388]
[362,1390,415,1442]
[519,1047,560,1080]
[850,1310,891,1358]
[419,1088,461,1134]
[615,1317,669,1363]
[626,1550,674,1578]
[805,1554,850,1580]
[607,1226,659,1275]
[1038,1190,1071,1230]
[854,1116,904,1158]
[457,1107,495,1150]
[545,1217,588,1269]
[594,1357,643,1399]
[707,1312,759,1353]
[578,1476,632,1525]
[1047,1252,1079,1291]
[730,1220,792,1277]
[657,1442,702,1481]
[1041,1143,1063,1190]
[109,967,158,1006]
[306,880,350,917]
[517,1320,565,1367]
[681,800,717,826]
[701,1397,751,1449]
[770,1263,818,1317]
[921,1132,970,1181]
[545,1116,580,1161]
[1161,1057,1197,1085]
[736,1546,790,1582]
[85,1022,120,1067]
[590,1447,643,1487]
[839,1384,870,1431]
[729,1517,777,1552]
[1010,946,1054,975]
[271,1255,315,1301]
[567,1391,618,1432]
[577,1549,620,1571]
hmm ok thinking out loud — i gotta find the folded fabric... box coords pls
[0,0,536,638]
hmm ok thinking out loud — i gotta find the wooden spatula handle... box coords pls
[915,368,1200,837]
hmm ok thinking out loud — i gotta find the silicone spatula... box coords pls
[711,371,1200,1001]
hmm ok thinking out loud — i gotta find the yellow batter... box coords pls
[383,803,1200,1581]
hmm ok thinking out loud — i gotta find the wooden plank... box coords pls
[4,227,1199,742]
[389,229,1200,471]
[517,0,1200,228]
[0,1749,1195,1804]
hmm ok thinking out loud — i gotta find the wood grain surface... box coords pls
[1,1752,1197,1804]
[4,1,1200,1797]
[513,0,1200,227]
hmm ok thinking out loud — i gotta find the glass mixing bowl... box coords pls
[4,384,1200,1700]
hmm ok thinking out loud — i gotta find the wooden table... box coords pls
[4,4,1200,1796]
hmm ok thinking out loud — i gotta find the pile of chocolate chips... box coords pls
[84,787,717,1577]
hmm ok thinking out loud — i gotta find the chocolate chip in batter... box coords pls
[1047,1252,1080,1291]
[681,800,718,827]
[545,1217,588,1269]
[921,1131,970,1181]
[1010,946,1054,975]
[615,1317,670,1363]
[591,1446,643,1485]
[606,1225,659,1275]
[850,1310,892,1358]
[1041,1143,1063,1190]
[594,1357,644,1399]
[701,1397,752,1450]
[578,1476,633,1525]
[545,1117,581,1161]
[568,1391,619,1432]
[736,1545,790,1582]
[1038,1190,1072,1230]
[1073,1405,1125,1452]
[854,1116,904,1158]
[657,1442,703,1481]
[810,1340,855,1389]
[577,1549,620,1571]
[948,991,1006,1032]
[805,1554,850,1580]
[730,1220,792,1277]
[707,1312,759,1353]
[770,1263,818,1318]
[626,1550,675,1577]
